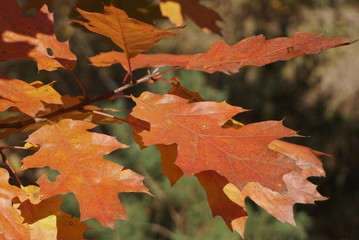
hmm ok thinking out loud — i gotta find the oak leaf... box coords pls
[0,0,76,71]
[0,77,62,117]
[196,170,248,236]
[74,5,183,71]
[0,168,30,240]
[131,92,298,192]
[0,94,122,139]
[160,0,222,35]
[186,31,352,73]
[90,32,352,74]
[220,140,327,236]
[89,51,191,72]
[18,186,89,240]
[131,92,327,237]
[22,119,150,228]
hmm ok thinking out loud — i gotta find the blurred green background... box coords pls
[1,0,358,239]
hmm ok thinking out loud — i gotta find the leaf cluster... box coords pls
[0,0,355,239]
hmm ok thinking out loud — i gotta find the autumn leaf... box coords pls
[0,77,62,117]
[155,142,248,236]
[89,51,191,72]
[22,119,150,228]
[74,5,184,71]
[160,0,222,35]
[195,140,327,238]
[196,170,248,236]
[185,31,353,73]
[89,31,352,74]
[131,92,299,192]
[0,0,76,71]
[220,141,327,236]
[0,168,30,239]
[131,92,327,237]
[0,94,123,139]
[18,186,89,240]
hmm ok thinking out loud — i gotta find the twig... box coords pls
[0,69,161,130]
[68,70,88,98]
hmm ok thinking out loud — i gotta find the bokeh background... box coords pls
[1,0,358,239]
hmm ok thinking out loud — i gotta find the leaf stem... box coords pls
[0,150,23,187]
[68,70,88,98]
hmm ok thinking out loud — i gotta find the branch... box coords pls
[0,69,161,129]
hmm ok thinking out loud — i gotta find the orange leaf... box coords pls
[0,77,62,117]
[89,51,191,72]
[89,32,353,73]
[131,92,327,237]
[0,0,77,71]
[0,168,30,239]
[160,0,222,35]
[186,31,352,73]
[0,94,123,139]
[18,186,89,240]
[131,92,298,192]
[22,119,150,228]
[74,5,183,61]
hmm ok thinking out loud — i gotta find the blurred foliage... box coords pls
[1,0,358,239]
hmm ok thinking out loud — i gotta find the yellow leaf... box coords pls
[159,1,183,26]
[29,215,57,240]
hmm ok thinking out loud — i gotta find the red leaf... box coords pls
[196,170,248,234]
[131,92,297,192]
[90,32,353,73]
[0,0,76,71]
[22,119,150,228]
[131,92,327,237]
[186,31,352,73]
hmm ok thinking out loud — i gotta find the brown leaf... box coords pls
[18,186,89,240]
[0,168,30,240]
[22,119,150,228]
[74,5,184,62]
[0,0,76,71]
[160,0,222,35]
[0,77,62,117]
[156,144,183,186]
[196,170,248,235]
[167,77,206,103]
